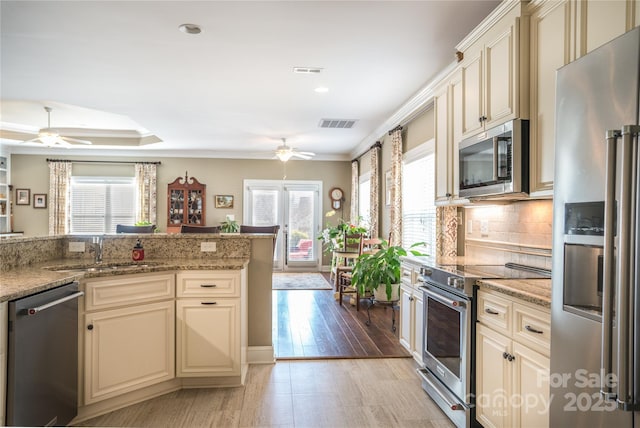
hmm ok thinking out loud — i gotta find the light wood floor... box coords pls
[79,358,454,428]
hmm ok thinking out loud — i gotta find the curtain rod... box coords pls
[351,141,382,162]
[46,159,161,165]
[388,125,403,135]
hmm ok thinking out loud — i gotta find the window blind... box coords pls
[402,153,436,255]
[70,177,136,233]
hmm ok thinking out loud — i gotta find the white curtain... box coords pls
[350,160,359,222]
[135,163,157,226]
[48,161,72,235]
[389,127,403,246]
[369,143,380,238]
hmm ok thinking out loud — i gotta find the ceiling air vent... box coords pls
[293,67,323,74]
[319,119,357,129]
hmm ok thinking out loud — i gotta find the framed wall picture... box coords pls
[215,195,234,209]
[385,170,392,206]
[33,193,47,209]
[16,188,30,205]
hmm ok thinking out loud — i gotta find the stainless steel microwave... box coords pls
[458,119,529,199]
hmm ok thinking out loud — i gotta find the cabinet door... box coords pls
[581,0,628,56]
[476,324,511,428]
[412,291,424,365]
[484,24,515,128]
[461,49,484,138]
[434,83,451,202]
[84,300,175,404]
[399,283,413,352]
[176,299,240,377]
[451,70,464,199]
[512,342,550,428]
[530,0,571,195]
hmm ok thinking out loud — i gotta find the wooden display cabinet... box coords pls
[167,172,206,233]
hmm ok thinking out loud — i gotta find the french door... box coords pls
[244,180,321,271]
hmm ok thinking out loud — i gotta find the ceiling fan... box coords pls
[22,106,92,148]
[274,138,315,162]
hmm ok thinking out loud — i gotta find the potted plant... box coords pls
[220,218,239,233]
[351,240,426,301]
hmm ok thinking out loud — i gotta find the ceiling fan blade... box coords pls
[292,153,313,160]
[61,136,92,145]
[21,138,41,144]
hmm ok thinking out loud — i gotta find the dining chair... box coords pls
[115,224,155,233]
[180,225,221,233]
[239,225,280,250]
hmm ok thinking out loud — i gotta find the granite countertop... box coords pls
[0,257,249,302]
[476,278,552,308]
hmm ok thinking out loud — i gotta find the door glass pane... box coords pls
[287,190,315,263]
[250,190,279,225]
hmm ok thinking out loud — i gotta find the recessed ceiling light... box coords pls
[314,87,329,93]
[179,23,202,35]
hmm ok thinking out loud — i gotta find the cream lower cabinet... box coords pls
[0,301,7,425]
[399,260,424,364]
[83,273,176,405]
[476,289,550,428]
[176,270,247,379]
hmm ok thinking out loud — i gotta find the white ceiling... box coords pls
[0,0,499,160]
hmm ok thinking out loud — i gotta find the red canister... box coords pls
[132,239,145,261]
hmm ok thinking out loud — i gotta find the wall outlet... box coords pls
[480,220,489,237]
[467,220,473,234]
[69,241,85,252]
[201,242,217,252]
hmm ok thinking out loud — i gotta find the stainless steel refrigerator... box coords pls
[551,26,640,427]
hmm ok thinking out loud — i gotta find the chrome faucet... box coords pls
[90,236,103,263]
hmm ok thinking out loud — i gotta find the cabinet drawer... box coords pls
[477,290,512,335]
[513,302,551,357]
[85,273,175,312]
[400,264,415,286]
[177,270,240,298]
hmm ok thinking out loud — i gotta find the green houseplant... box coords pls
[351,240,426,301]
[220,218,240,233]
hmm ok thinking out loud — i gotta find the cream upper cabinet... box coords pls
[434,68,465,205]
[458,1,529,140]
[476,289,550,428]
[528,0,572,196]
[82,273,176,405]
[577,0,637,57]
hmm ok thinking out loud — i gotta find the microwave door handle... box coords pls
[601,129,618,401]
[492,137,499,182]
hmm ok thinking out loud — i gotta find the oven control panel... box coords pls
[418,265,475,297]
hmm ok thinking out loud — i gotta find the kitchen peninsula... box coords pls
[0,233,275,423]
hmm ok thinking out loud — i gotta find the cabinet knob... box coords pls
[479,116,483,123]
[87,324,94,331]
[507,354,515,362]
[445,192,452,198]
[503,352,509,359]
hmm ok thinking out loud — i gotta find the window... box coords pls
[358,173,371,227]
[402,144,436,255]
[70,176,136,233]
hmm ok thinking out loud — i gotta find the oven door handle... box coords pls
[423,287,466,309]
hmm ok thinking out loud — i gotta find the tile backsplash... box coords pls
[463,199,553,269]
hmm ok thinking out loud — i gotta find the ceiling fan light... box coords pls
[276,151,293,162]
[39,132,60,146]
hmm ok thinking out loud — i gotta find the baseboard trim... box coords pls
[248,346,275,364]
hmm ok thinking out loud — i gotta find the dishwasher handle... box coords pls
[27,291,84,316]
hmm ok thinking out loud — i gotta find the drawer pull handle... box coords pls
[200,284,217,288]
[525,325,544,334]
[485,308,500,315]
[201,302,217,305]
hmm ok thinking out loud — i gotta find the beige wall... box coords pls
[11,154,352,237]
[358,106,436,241]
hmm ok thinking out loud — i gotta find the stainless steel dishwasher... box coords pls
[6,282,83,427]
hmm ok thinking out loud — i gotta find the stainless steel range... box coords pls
[416,263,550,428]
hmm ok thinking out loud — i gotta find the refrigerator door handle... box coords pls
[601,129,619,401]
[617,125,640,409]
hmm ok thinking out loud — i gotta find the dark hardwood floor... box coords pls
[272,273,411,359]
